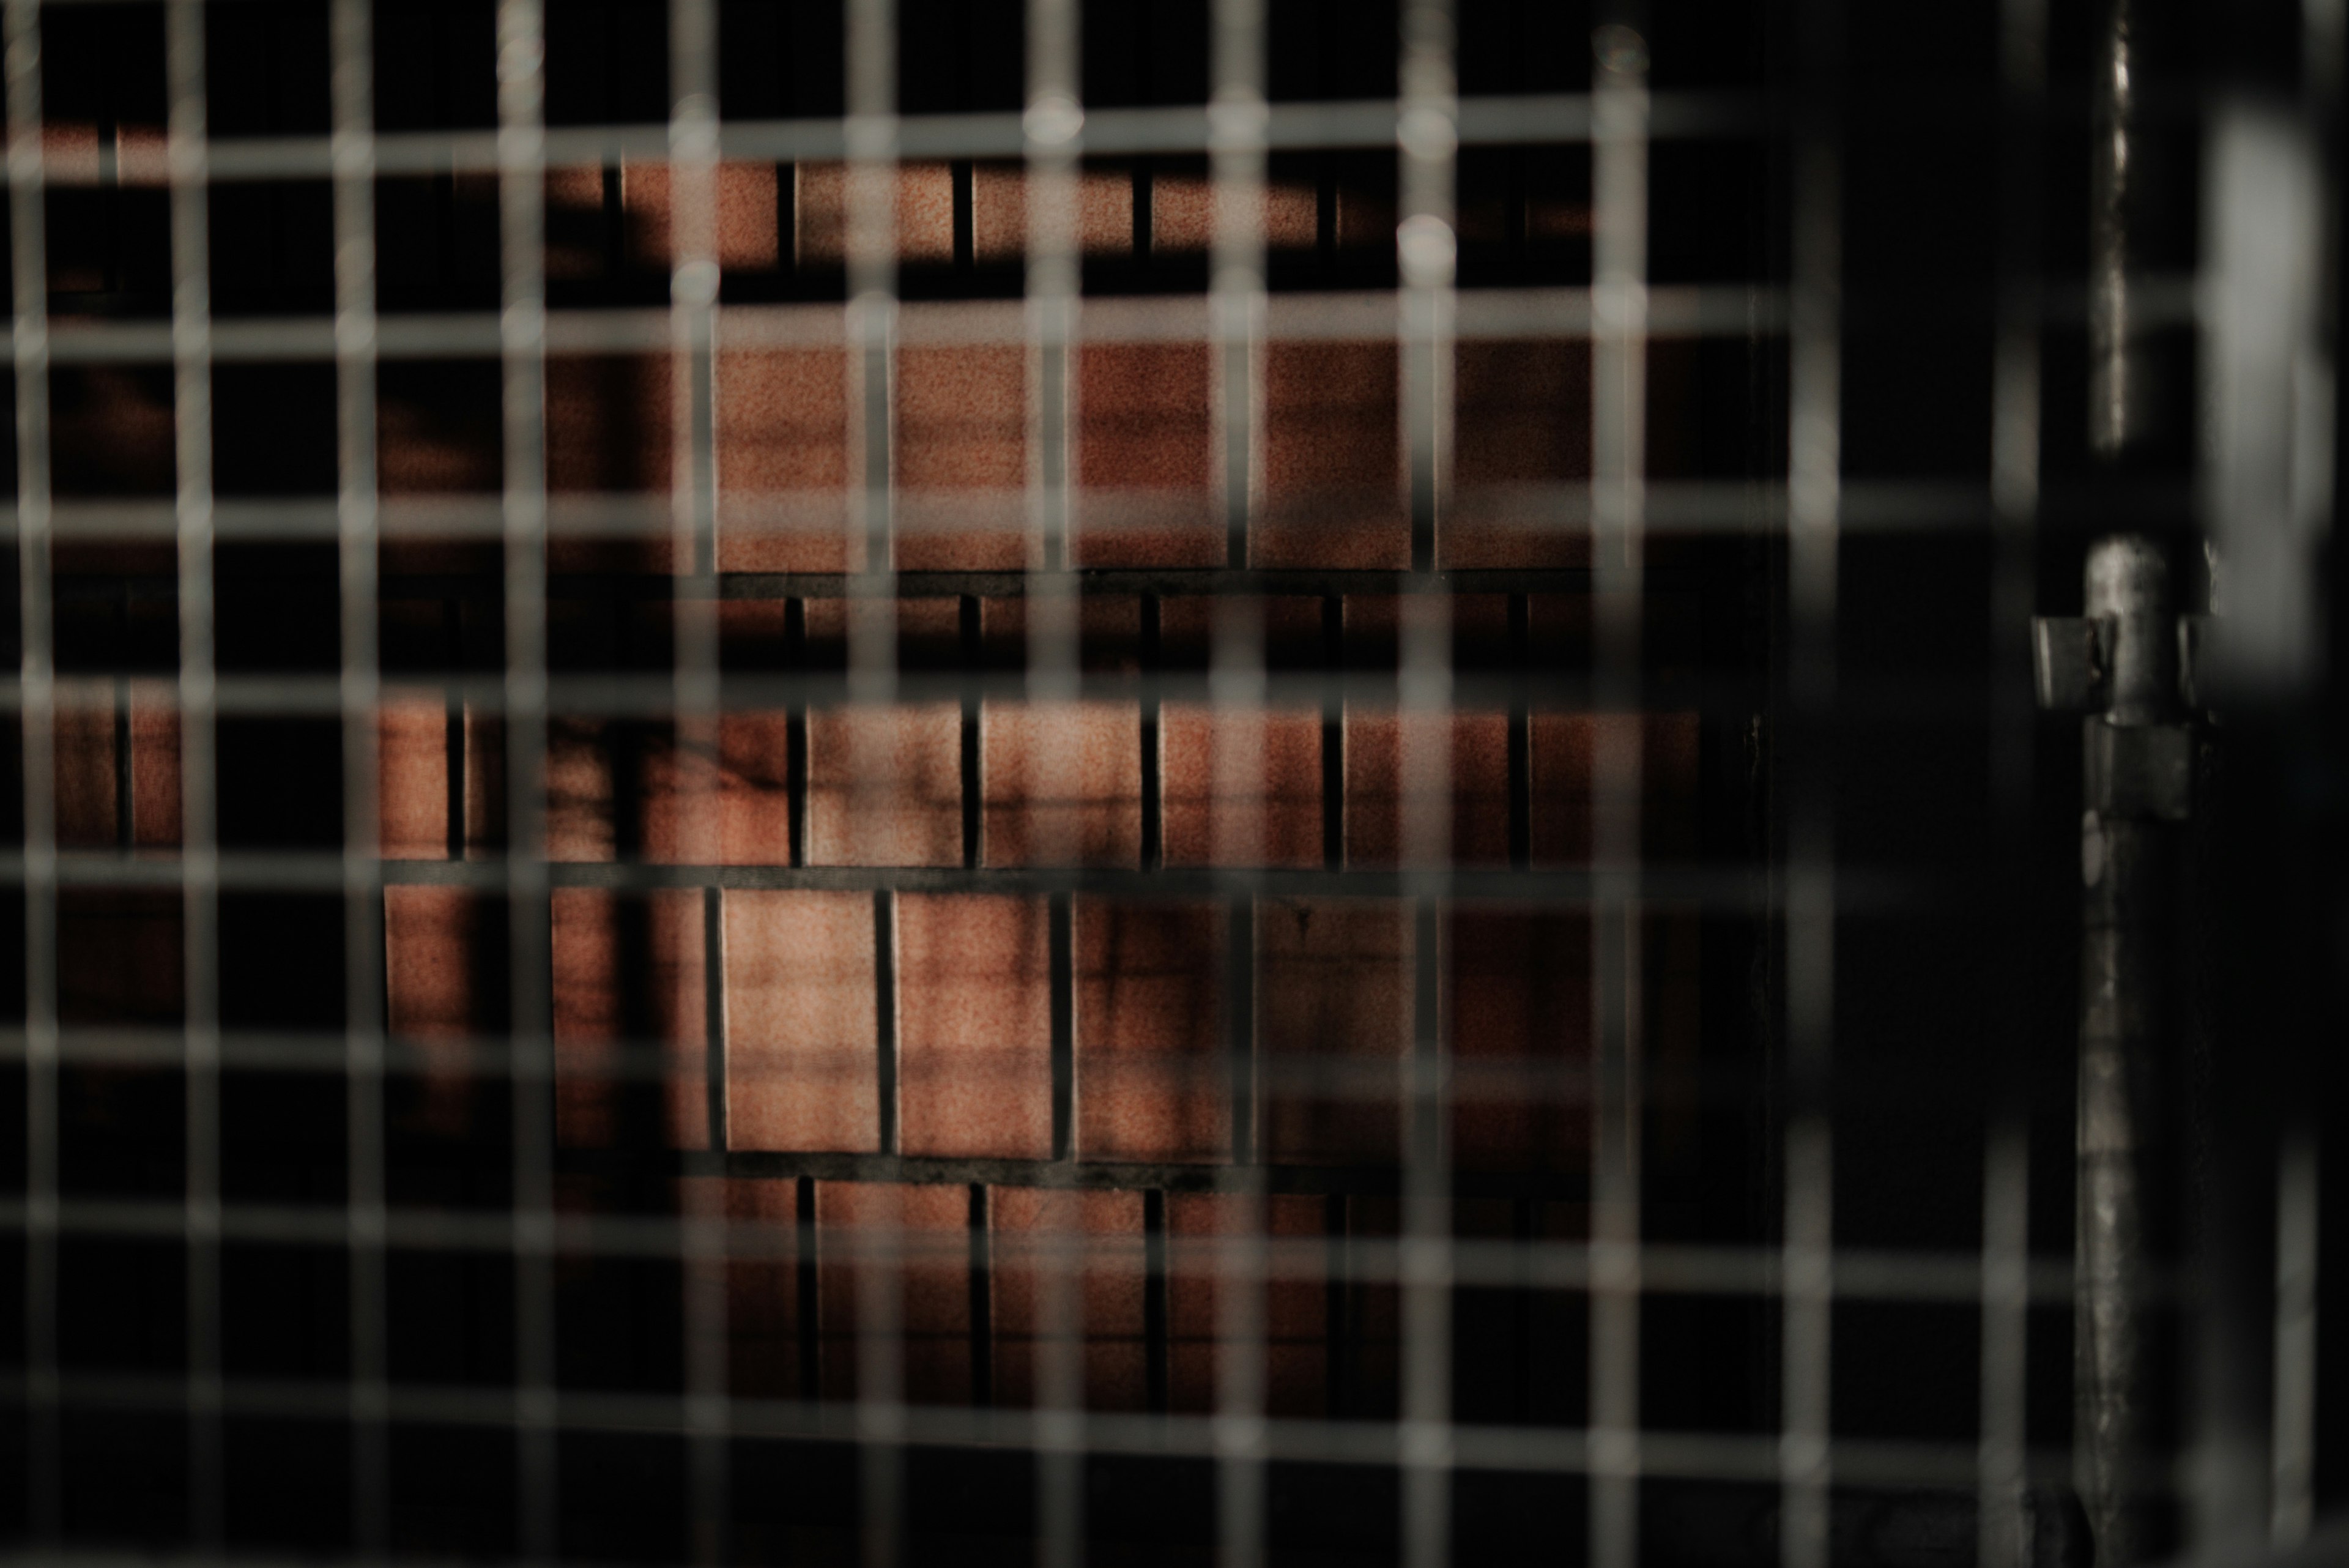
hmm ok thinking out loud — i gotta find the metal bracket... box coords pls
[2033,616,2107,712]
[2033,613,2214,718]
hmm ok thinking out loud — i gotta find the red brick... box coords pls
[618,159,783,272]
[544,165,607,280]
[1150,167,1212,254]
[815,1181,971,1405]
[545,717,741,864]
[979,701,1141,868]
[1529,710,1702,866]
[1072,342,1220,568]
[717,598,794,669]
[1445,340,1592,569]
[1257,341,1407,569]
[378,697,448,861]
[1074,899,1228,1163]
[970,163,1138,262]
[802,595,963,671]
[1332,169,1397,253]
[544,716,634,863]
[717,713,793,866]
[793,163,955,267]
[1343,590,1514,672]
[976,595,1143,674]
[382,887,503,1136]
[1143,170,1316,256]
[129,683,181,849]
[545,354,673,573]
[1257,899,1411,1164]
[804,704,962,868]
[1158,705,1323,868]
[53,696,117,850]
[461,708,507,855]
[1166,1192,1327,1418]
[1341,709,1512,868]
[895,894,1053,1161]
[723,891,880,1154]
[715,348,852,573]
[1445,909,1592,1173]
[1156,594,1327,669]
[698,1175,804,1400]
[989,1187,1148,1411]
[894,344,1028,571]
[551,888,710,1151]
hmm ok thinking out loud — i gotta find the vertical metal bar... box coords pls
[492,2,556,1558]
[2087,0,2136,458]
[1781,1,1842,1559]
[2074,536,2170,1568]
[2204,108,2331,700]
[2198,89,2329,1558]
[1209,0,1268,1559]
[667,2,729,1558]
[4,0,56,1543]
[840,0,907,1533]
[329,0,389,1550]
[163,2,223,1545]
[1587,23,1647,1568]
[1211,0,1263,579]
[1398,0,1458,1564]
[1025,0,1086,1547]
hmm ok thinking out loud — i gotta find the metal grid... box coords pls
[0,0,2336,1565]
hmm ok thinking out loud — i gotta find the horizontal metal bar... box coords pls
[21,274,2204,366]
[28,286,1781,363]
[21,84,2229,182]
[48,94,1765,190]
[0,1367,2080,1493]
[0,1028,2079,1119]
[0,1194,2093,1305]
[5,477,2198,548]
[13,669,1723,716]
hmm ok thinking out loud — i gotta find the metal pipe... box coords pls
[2073,534,2176,1568]
[2088,0,2137,455]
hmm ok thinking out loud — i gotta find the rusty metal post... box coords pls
[2035,536,2197,1568]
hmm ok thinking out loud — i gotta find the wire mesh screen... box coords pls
[0,0,2339,1564]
